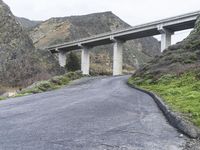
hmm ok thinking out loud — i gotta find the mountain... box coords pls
[0,0,160,91]
[24,12,160,69]
[0,0,61,89]
[134,17,200,78]
[16,17,42,30]
[0,0,160,93]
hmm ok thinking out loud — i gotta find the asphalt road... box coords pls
[0,76,187,150]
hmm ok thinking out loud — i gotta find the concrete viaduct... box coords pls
[47,11,200,76]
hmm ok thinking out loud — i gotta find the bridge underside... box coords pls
[48,11,200,76]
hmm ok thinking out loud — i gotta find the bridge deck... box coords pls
[47,10,200,53]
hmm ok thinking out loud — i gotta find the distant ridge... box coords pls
[16,17,42,30]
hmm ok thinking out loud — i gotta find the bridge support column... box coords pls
[158,26,173,52]
[81,48,90,75]
[58,50,66,67]
[161,31,172,52]
[113,40,124,76]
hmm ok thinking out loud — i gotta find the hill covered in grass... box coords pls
[129,16,200,128]
[134,17,200,79]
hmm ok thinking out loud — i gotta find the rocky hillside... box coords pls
[0,0,61,89]
[134,16,200,78]
[25,12,160,68]
[0,0,160,92]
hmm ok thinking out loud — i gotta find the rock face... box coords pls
[26,12,161,67]
[0,0,60,88]
[135,16,200,78]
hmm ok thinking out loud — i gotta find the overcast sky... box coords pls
[3,0,200,43]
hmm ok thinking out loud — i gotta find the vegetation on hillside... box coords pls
[134,17,200,79]
[0,71,82,100]
[129,17,200,128]
[128,71,200,127]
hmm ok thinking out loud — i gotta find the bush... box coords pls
[37,81,53,91]
[51,76,69,85]
[15,71,83,97]
[65,52,81,71]
[0,96,6,100]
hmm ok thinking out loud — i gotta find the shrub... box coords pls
[15,71,83,97]
[51,76,69,85]
[37,81,53,91]
[0,96,6,100]
[65,52,81,71]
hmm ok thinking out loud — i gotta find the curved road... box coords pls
[0,76,186,150]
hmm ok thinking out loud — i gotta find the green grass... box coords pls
[14,71,83,97]
[128,72,200,127]
[0,96,6,100]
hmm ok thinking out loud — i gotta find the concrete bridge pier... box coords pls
[58,50,67,67]
[158,25,174,52]
[112,39,124,76]
[81,47,90,75]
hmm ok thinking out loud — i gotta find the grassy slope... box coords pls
[128,71,200,127]
[128,17,200,128]
[0,71,82,100]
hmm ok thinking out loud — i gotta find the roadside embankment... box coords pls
[128,72,200,138]
[0,71,83,100]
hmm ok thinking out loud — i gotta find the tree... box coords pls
[65,52,80,71]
